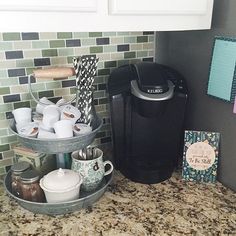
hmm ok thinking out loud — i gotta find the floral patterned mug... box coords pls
[71,148,113,192]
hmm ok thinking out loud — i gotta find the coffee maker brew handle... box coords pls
[104,161,114,176]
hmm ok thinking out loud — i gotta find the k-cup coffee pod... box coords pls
[38,129,57,139]
[61,105,81,124]
[73,123,92,136]
[36,97,55,114]
[12,107,32,125]
[42,105,60,130]
[54,120,73,138]
[17,122,39,138]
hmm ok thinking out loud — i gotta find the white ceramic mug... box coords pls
[71,148,113,192]
[54,120,73,138]
[12,107,32,125]
[42,105,60,130]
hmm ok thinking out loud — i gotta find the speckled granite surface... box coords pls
[0,171,235,236]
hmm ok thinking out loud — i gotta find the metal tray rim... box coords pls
[8,115,103,153]
[4,171,113,214]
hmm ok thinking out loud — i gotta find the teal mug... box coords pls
[71,148,113,192]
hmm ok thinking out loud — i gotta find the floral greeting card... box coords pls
[182,130,220,183]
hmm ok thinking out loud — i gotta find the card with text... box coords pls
[182,130,220,183]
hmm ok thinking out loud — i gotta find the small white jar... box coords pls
[39,168,83,203]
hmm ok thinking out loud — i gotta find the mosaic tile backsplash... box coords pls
[0,31,154,175]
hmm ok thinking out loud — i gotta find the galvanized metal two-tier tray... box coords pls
[4,64,113,215]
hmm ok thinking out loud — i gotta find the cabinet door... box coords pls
[0,0,214,31]
[0,0,97,12]
[109,0,208,15]
[106,0,214,31]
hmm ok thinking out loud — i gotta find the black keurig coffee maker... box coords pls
[108,62,188,184]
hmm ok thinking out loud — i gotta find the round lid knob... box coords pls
[41,168,82,192]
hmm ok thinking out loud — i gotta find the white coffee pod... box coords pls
[61,105,81,124]
[36,97,55,114]
[73,123,92,136]
[17,122,39,138]
[38,129,57,139]
[12,107,32,125]
[56,98,67,107]
[39,123,54,132]
[32,112,43,123]
[54,120,73,138]
[42,105,60,130]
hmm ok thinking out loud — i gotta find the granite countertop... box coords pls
[0,171,235,236]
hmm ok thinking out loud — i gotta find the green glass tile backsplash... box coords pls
[3,33,21,41]
[0,31,154,175]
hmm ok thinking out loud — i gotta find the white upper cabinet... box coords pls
[109,0,208,15]
[0,0,97,12]
[0,0,214,31]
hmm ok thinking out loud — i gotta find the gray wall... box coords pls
[156,0,236,191]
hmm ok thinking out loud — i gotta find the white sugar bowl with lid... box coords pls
[39,168,83,203]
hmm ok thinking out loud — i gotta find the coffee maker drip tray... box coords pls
[121,157,174,184]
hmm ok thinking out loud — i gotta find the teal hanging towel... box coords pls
[207,36,236,103]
